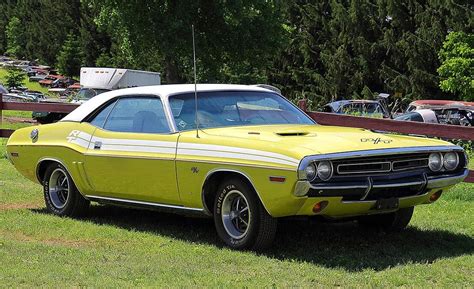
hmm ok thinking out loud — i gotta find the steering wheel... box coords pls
[245,115,267,124]
[197,110,221,128]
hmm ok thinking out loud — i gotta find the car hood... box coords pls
[201,124,452,159]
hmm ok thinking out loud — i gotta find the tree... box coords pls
[57,34,83,77]
[270,0,473,108]
[89,0,284,84]
[437,31,474,101]
[79,1,111,66]
[4,66,26,88]
[5,16,24,57]
[0,1,19,54]
[11,0,81,65]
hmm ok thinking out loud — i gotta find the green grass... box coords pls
[0,145,473,287]
[0,68,50,95]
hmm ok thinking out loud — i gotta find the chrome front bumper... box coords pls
[294,168,469,197]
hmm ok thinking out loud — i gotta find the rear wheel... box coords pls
[358,207,414,232]
[43,163,89,217]
[213,177,277,250]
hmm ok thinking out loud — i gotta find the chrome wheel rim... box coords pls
[221,190,251,239]
[48,168,70,209]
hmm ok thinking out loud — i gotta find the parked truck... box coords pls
[33,67,161,123]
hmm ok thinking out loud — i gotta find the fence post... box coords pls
[298,99,308,111]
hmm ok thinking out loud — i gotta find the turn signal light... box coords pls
[269,176,286,183]
[312,201,328,213]
[430,190,442,202]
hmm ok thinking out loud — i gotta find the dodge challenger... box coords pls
[6,84,469,250]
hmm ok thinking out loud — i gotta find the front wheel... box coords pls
[43,163,90,217]
[358,207,414,232]
[213,177,277,250]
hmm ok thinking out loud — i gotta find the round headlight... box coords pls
[443,152,459,171]
[305,163,317,181]
[317,161,333,181]
[428,152,443,171]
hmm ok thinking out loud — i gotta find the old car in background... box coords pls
[39,74,64,87]
[406,100,474,112]
[406,100,474,126]
[394,109,439,124]
[3,89,46,103]
[7,84,469,250]
[322,99,391,118]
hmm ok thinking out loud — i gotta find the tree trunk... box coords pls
[164,56,182,84]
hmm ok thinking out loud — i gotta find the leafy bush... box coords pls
[438,32,474,101]
[4,67,26,88]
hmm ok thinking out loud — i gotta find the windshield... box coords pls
[75,88,110,100]
[169,91,314,131]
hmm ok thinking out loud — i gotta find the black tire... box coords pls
[213,177,277,250]
[43,163,89,217]
[358,207,414,232]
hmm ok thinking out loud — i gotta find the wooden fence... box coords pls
[0,94,472,182]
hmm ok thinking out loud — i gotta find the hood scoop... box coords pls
[275,131,310,136]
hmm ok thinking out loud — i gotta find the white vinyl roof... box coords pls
[62,84,272,122]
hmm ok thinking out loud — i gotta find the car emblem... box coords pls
[30,129,39,143]
[360,137,392,144]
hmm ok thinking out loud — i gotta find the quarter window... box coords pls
[89,100,116,128]
[98,97,170,133]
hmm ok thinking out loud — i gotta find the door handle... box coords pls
[94,141,102,150]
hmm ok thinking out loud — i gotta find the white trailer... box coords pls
[80,67,161,90]
[33,67,161,123]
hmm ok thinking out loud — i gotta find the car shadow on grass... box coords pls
[32,205,474,272]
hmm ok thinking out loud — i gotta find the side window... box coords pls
[103,97,170,133]
[89,100,116,128]
[410,112,424,122]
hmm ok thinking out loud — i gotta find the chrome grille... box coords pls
[333,153,429,176]
[392,158,429,171]
[337,161,391,174]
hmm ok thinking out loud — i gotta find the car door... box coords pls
[83,95,180,205]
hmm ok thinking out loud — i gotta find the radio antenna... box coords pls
[192,24,199,138]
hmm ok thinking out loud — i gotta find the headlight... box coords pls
[428,152,443,171]
[305,163,317,181]
[443,152,459,171]
[317,161,333,181]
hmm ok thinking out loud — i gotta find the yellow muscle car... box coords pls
[6,84,469,250]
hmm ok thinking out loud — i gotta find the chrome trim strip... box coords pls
[360,177,373,201]
[341,190,432,204]
[298,145,463,179]
[336,161,391,175]
[84,195,204,212]
[372,180,424,188]
[310,184,368,190]
[426,169,469,189]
